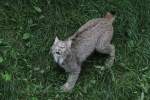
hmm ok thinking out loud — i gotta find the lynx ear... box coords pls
[54,36,59,44]
[66,39,72,48]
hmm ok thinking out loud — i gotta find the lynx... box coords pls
[51,12,115,92]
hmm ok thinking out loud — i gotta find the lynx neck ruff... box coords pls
[53,54,64,65]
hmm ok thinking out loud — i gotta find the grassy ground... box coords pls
[0,0,150,100]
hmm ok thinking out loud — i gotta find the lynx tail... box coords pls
[104,12,115,23]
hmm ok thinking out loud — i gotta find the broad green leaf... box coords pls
[90,80,96,84]
[23,33,30,40]
[1,72,12,81]
[32,97,38,100]
[40,70,45,74]
[39,15,45,19]
[0,56,3,63]
[33,6,42,13]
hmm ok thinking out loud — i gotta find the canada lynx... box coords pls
[51,12,115,92]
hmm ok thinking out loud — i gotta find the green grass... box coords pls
[0,0,150,100]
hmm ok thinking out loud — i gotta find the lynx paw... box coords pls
[94,65,105,71]
[105,59,114,68]
[60,83,72,92]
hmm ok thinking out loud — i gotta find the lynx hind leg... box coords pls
[96,43,115,68]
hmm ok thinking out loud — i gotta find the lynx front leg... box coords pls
[61,72,80,92]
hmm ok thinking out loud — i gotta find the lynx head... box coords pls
[51,36,72,64]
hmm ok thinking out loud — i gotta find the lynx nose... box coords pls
[56,51,61,55]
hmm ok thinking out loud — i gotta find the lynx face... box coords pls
[51,37,72,65]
